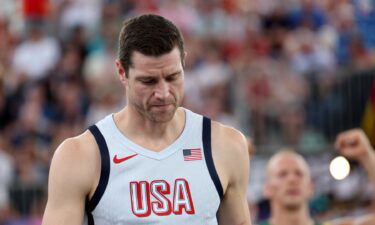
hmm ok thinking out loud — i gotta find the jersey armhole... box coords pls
[202,117,224,200]
[85,125,111,224]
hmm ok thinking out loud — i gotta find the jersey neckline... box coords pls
[107,108,196,160]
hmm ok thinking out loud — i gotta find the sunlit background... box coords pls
[0,0,375,224]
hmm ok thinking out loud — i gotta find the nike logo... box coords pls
[113,154,138,164]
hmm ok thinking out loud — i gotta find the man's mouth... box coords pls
[286,189,301,196]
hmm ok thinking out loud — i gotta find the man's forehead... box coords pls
[129,66,182,78]
[267,151,311,176]
[131,48,182,67]
[129,48,183,76]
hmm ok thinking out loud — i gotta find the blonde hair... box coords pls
[266,148,311,179]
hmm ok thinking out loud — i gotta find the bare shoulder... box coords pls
[52,130,99,169]
[211,121,249,158]
[43,130,101,223]
[49,130,100,195]
[211,121,250,191]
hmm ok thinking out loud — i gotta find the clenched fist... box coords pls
[335,129,374,162]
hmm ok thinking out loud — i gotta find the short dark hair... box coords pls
[118,14,185,77]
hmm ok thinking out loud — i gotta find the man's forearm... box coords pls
[360,150,375,189]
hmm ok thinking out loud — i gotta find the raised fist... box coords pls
[335,129,374,162]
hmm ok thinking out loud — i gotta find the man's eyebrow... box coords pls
[136,75,157,80]
[136,71,181,79]
[166,70,182,76]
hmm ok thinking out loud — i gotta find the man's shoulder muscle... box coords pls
[211,121,248,156]
[43,130,101,224]
[50,130,100,198]
[211,122,251,224]
[211,121,249,190]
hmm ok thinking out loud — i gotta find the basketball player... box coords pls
[42,14,251,225]
[259,129,375,225]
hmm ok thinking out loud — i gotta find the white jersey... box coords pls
[83,109,223,225]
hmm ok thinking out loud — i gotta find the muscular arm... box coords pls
[42,133,98,225]
[212,123,252,225]
[329,129,375,225]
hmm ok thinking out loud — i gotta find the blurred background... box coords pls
[0,0,375,224]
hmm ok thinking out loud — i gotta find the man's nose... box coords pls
[285,173,299,183]
[154,80,170,99]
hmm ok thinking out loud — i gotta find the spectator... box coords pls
[12,23,60,81]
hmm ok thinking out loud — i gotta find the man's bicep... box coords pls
[42,140,91,225]
[217,184,251,225]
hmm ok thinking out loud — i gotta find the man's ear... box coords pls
[263,182,273,199]
[115,59,127,84]
[182,51,187,68]
[307,180,314,199]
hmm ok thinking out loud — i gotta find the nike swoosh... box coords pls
[113,154,138,164]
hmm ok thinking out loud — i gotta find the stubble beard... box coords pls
[133,100,179,123]
[148,103,178,123]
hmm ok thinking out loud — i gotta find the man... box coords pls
[42,14,251,225]
[260,129,375,225]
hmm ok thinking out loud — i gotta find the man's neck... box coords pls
[269,203,314,225]
[113,106,185,151]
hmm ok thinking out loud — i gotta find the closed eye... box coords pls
[166,72,180,82]
[137,77,158,85]
[278,170,288,178]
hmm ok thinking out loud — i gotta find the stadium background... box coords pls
[0,0,374,224]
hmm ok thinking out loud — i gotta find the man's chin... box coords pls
[148,110,176,123]
[282,199,305,211]
[284,203,302,211]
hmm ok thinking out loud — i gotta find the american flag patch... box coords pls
[183,148,202,161]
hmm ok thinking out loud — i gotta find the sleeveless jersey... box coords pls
[83,109,223,225]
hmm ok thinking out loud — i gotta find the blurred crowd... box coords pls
[1,0,375,224]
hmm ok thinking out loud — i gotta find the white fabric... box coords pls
[85,109,221,225]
